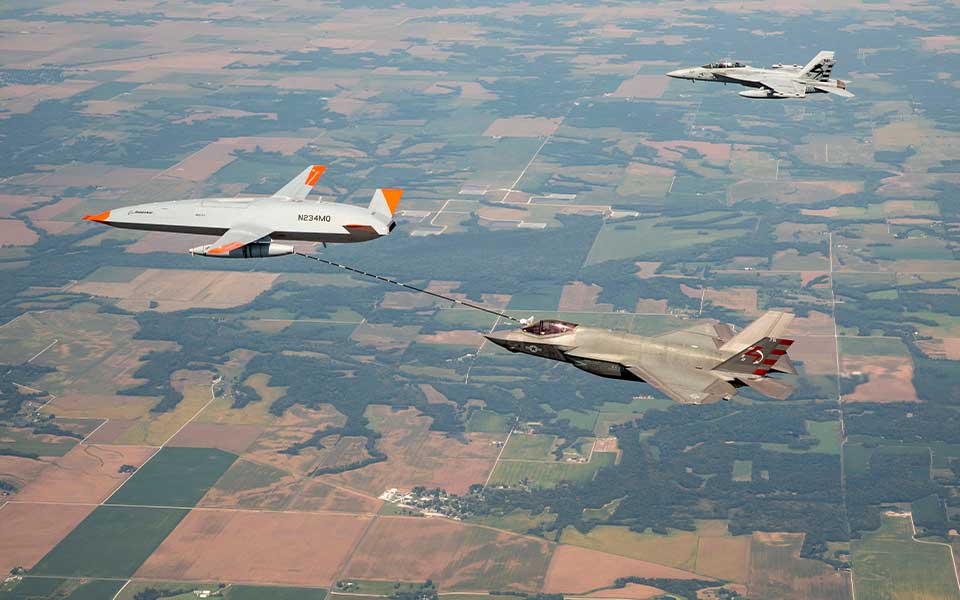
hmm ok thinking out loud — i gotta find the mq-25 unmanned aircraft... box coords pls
[83,165,402,258]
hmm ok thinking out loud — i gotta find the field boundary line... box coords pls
[111,579,131,600]
[909,513,960,594]
[483,427,513,489]
[79,419,109,444]
[100,380,220,503]
[26,338,58,363]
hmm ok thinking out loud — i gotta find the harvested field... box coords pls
[43,394,156,420]
[612,75,670,98]
[0,194,47,218]
[559,282,612,312]
[198,458,296,510]
[748,532,850,600]
[137,511,371,586]
[788,336,838,376]
[325,406,504,496]
[350,323,421,351]
[114,380,212,446]
[288,480,383,513]
[167,422,265,454]
[15,444,156,503]
[83,419,137,444]
[244,404,347,476]
[0,219,38,245]
[0,454,49,493]
[646,140,731,163]
[842,355,919,402]
[417,329,484,346]
[544,545,704,593]
[162,137,310,182]
[72,268,278,312]
[0,502,94,573]
[484,116,561,138]
[24,196,81,220]
[342,516,552,591]
[918,337,960,360]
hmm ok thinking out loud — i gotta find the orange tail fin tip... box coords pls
[382,189,403,214]
[82,210,111,222]
[305,165,327,186]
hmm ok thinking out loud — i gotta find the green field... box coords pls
[466,410,512,433]
[488,451,616,488]
[469,508,557,533]
[0,578,123,600]
[585,219,749,264]
[107,446,237,507]
[333,581,425,595]
[852,514,960,600]
[0,426,78,457]
[228,585,328,600]
[732,459,752,482]
[211,459,287,494]
[807,420,842,455]
[501,434,557,460]
[840,336,911,357]
[117,581,219,600]
[31,505,188,577]
[81,265,143,283]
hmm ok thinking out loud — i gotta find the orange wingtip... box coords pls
[381,189,403,215]
[305,165,327,187]
[207,241,245,255]
[82,210,111,223]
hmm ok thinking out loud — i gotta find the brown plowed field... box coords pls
[342,516,552,591]
[0,502,94,573]
[0,455,49,491]
[288,480,382,514]
[843,355,918,402]
[136,511,371,586]
[15,443,156,503]
[83,419,136,444]
[167,422,265,454]
[325,406,503,496]
[44,394,157,420]
[543,545,704,594]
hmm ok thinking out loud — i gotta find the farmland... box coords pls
[106,447,237,507]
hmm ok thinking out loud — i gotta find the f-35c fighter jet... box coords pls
[485,311,798,404]
[83,165,402,258]
[666,51,853,99]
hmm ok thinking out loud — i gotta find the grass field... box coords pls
[852,514,960,600]
[488,451,616,488]
[228,585,328,599]
[30,505,188,577]
[465,410,512,433]
[469,508,557,534]
[114,382,213,446]
[0,577,68,599]
[806,420,842,455]
[585,219,749,265]
[0,426,78,457]
[732,460,752,482]
[501,434,557,460]
[840,336,911,357]
[107,447,237,507]
[209,458,287,494]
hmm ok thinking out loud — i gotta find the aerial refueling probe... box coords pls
[294,251,522,323]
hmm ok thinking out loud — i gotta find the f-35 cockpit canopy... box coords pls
[522,319,579,336]
[702,61,746,69]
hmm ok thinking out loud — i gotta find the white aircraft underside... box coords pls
[667,50,854,99]
[83,165,402,257]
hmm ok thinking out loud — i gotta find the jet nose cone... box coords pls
[666,69,685,79]
[484,332,514,350]
[82,210,111,223]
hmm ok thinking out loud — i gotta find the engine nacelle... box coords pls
[738,89,789,99]
[190,241,294,258]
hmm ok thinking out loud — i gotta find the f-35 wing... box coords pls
[625,360,737,405]
[655,321,732,349]
[189,224,292,258]
[813,84,855,98]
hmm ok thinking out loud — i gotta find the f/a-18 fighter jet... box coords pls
[666,51,853,99]
[485,311,798,404]
[83,165,402,258]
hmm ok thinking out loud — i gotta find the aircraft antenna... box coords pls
[295,251,522,323]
